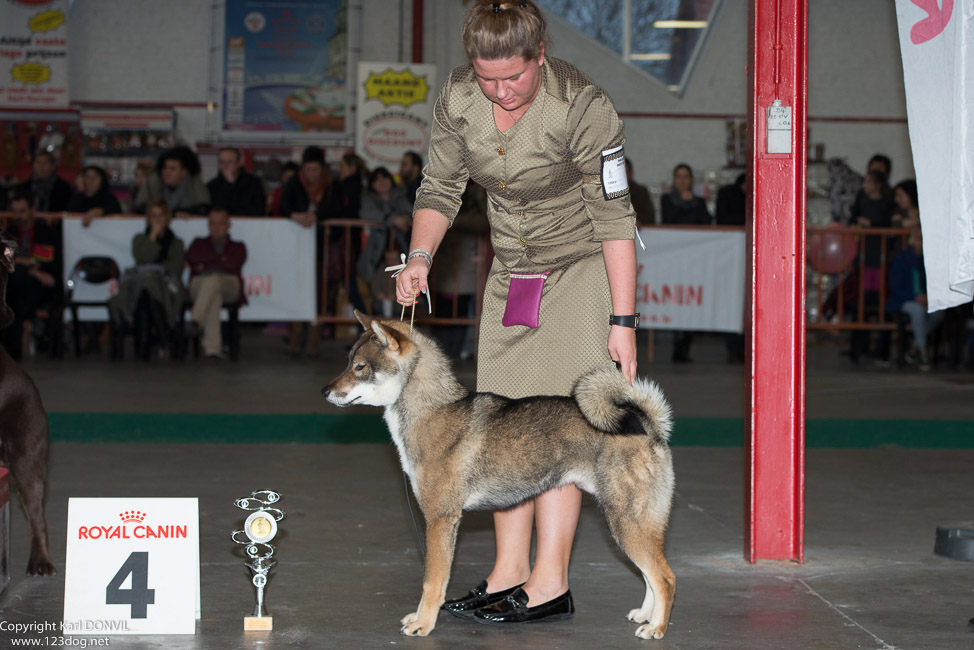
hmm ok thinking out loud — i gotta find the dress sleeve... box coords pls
[412,79,470,225]
[568,86,636,242]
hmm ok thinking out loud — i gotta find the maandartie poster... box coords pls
[0,0,69,109]
[223,0,348,134]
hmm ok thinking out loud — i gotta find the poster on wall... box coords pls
[0,0,68,108]
[356,62,436,172]
[223,0,349,135]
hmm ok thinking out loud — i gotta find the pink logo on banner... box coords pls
[910,0,953,44]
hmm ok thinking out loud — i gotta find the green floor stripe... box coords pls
[47,413,973,448]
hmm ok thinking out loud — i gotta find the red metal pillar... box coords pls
[745,0,807,562]
[412,0,424,63]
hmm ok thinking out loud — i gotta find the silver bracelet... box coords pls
[407,249,433,268]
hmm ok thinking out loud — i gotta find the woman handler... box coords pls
[395,0,639,624]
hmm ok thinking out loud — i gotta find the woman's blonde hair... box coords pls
[462,0,549,62]
[145,199,172,224]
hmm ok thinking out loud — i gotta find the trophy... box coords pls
[231,489,285,631]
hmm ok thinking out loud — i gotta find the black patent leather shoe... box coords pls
[473,588,574,624]
[441,580,525,619]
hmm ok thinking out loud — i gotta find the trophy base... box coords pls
[244,616,273,631]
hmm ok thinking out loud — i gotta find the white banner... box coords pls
[0,0,69,108]
[635,228,746,332]
[356,62,437,173]
[63,217,316,321]
[895,0,974,310]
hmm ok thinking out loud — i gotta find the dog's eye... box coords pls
[354,363,366,372]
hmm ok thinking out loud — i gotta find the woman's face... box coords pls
[82,169,102,196]
[147,206,169,230]
[338,159,356,180]
[673,167,693,193]
[471,50,544,113]
[894,187,912,211]
[302,161,324,186]
[161,159,187,188]
[371,174,393,194]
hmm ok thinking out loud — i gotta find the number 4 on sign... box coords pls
[63,498,200,635]
[106,552,156,619]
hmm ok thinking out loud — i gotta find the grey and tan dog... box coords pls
[0,230,56,575]
[323,311,675,639]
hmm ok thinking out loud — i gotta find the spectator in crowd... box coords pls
[329,152,369,314]
[886,226,943,371]
[135,145,210,217]
[2,192,61,360]
[848,169,895,363]
[715,173,746,226]
[206,147,266,216]
[625,157,655,226]
[16,151,72,213]
[270,161,300,216]
[128,162,153,211]
[278,146,332,357]
[357,167,412,316]
[892,179,920,229]
[850,153,893,220]
[399,150,423,204]
[185,208,248,360]
[68,165,123,226]
[715,172,747,362]
[661,163,711,226]
[662,163,711,362]
[108,200,186,360]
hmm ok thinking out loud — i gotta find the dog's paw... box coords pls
[400,613,434,637]
[635,622,666,640]
[27,559,57,576]
[627,607,651,623]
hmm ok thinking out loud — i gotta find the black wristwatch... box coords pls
[609,313,640,329]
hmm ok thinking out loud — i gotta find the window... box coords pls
[536,0,723,94]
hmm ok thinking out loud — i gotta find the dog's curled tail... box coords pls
[572,365,673,441]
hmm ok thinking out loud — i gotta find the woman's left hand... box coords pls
[608,325,637,385]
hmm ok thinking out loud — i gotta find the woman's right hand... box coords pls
[395,258,429,305]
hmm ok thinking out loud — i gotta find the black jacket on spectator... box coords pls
[277,176,331,221]
[661,191,712,225]
[67,188,123,215]
[207,170,266,216]
[17,175,73,212]
[715,183,746,226]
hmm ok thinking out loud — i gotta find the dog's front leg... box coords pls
[400,513,460,637]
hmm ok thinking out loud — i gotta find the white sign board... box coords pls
[356,62,437,173]
[636,228,747,332]
[63,498,200,635]
[62,216,316,321]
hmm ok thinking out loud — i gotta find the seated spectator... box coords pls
[127,162,153,212]
[662,163,711,363]
[108,200,186,360]
[716,173,746,226]
[68,165,123,226]
[356,167,412,315]
[16,150,73,212]
[185,208,248,360]
[2,192,61,360]
[626,157,656,226]
[892,179,920,229]
[886,226,943,371]
[135,145,210,217]
[850,154,893,219]
[207,147,266,216]
[278,146,332,357]
[270,161,300,216]
[399,150,423,204]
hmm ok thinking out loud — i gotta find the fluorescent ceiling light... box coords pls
[630,53,672,61]
[653,20,708,29]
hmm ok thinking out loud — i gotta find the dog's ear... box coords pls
[370,320,400,352]
[354,309,372,330]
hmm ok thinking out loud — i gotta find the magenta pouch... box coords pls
[502,271,551,328]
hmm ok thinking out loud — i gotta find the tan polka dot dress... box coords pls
[414,57,636,398]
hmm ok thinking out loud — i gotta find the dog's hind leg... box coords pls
[7,419,55,576]
[605,512,674,639]
[400,512,460,637]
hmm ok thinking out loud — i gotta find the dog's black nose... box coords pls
[321,387,330,397]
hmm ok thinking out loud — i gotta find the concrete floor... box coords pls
[1,327,973,649]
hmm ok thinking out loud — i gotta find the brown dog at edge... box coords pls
[0,230,56,575]
[322,311,675,640]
